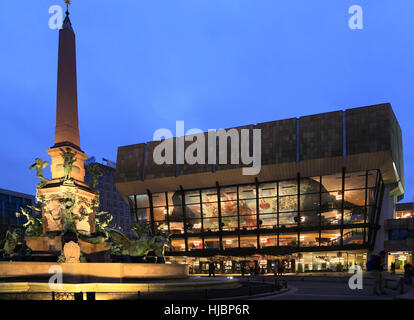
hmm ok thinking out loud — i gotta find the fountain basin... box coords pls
[0,262,188,283]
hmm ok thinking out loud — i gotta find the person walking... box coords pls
[255,264,261,276]
[241,265,245,277]
[278,263,284,276]
[394,262,414,294]
[390,262,396,275]
[369,251,386,296]
[208,261,216,277]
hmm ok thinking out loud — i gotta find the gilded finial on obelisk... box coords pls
[65,0,71,15]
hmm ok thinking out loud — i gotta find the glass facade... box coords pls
[129,169,384,255]
[167,250,369,274]
[0,190,35,236]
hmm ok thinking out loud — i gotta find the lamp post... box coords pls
[15,211,21,227]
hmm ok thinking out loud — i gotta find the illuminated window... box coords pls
[240,235,257,248]
[320,229,341,246]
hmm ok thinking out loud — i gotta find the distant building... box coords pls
[384,202,414,270]
[85,157,132,235]
[0,188,35,237]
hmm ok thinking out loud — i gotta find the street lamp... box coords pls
[15,211,21,225]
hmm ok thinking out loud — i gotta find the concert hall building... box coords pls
[115,103,405,274]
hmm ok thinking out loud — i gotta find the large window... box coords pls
[129,169,382,252]
[220,187,238,231]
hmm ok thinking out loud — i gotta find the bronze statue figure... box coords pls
[20,207,43,237]
[85,163,103,192]
[29,158,50,188]
[60,148,77,182]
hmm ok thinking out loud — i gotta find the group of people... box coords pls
[240,263,286,277]
[206,261,286,277]
[240,264,261,277]
[367,250,414,295]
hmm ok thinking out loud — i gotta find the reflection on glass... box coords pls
[321,192,341,211]
[301,177,320,194]
[168,205,183,222]
[185,190,200,204]
[136,194,149,208]
[168,191,182,207]
[300,193,320,211]
[136,208,149,222]
[300,177,321,194]
[300,211,319,227]
[186,204,202,219]
[321,173,342,192]
[344,189,365,207]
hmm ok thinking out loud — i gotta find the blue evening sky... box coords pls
[0,1,413,201]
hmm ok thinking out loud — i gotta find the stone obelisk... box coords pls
[46,6,87,183]
[54,8,80,148]
[36,4,98,236]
